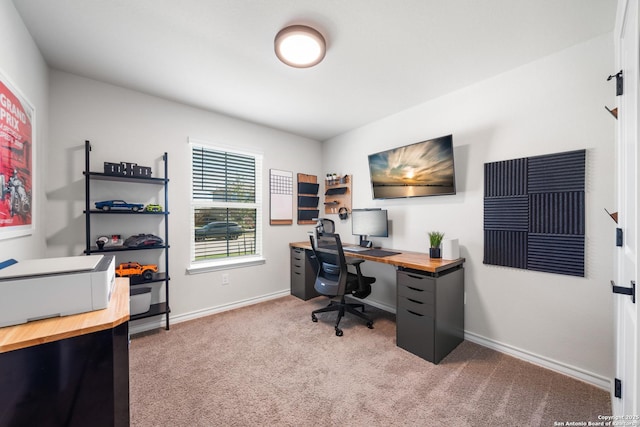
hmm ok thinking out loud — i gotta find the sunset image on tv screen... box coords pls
[368,135,455,199]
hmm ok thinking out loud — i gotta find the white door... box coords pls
[613,0,639,416]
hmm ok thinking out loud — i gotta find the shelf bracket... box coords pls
[612,280,636,304]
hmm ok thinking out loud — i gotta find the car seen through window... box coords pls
[195,221,243,241]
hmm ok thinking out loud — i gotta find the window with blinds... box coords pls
[190,141,262,267]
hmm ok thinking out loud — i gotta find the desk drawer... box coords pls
[291,248,305,263]
[397,270,435,292]
[397,295,433,316]
[291,269,304,287]
[396,306,435,362]
[291,249,306,272]
[398,283,434,305]
[290,247,319,301]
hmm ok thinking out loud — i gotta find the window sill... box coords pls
[186,256,266,274]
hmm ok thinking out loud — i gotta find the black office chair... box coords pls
[314,217,335,234]
[309,232,376,336]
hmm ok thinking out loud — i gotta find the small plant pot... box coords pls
[429,247,441,258]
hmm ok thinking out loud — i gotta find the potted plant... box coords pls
[428,231,445,258]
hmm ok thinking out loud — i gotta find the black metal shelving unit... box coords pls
[84,140,171,330]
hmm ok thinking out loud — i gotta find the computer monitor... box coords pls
[351,209,388,247]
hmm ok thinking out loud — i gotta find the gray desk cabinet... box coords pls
[396,266,464,364]
[290,247,320,300]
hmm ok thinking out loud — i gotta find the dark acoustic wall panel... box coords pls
[483,231,528,268]
[528,150,585,193]
[484,196,528,231]
[529,192,585,235]
[528,234,585,277]
[484,158,528,197]
[483,159,528,269]
[483,149,585,277]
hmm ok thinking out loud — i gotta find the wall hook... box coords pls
[607,70,623,96]
[612,280,636,304]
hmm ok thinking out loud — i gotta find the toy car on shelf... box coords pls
[124,233,164,248]
[95,200,144,212]
[115,262,158,281]
[195,221,243,241]
[144,204,163,212]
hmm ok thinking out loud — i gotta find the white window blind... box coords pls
[189,140,263,271]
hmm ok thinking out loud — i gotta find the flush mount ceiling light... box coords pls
[274,25,326,68]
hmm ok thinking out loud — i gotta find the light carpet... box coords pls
[129,295,610,426]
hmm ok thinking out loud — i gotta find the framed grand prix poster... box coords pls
[0,69,34,239]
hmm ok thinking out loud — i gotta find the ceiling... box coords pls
[13,0,616,141]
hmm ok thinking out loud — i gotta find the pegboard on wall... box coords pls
[324,175,352,216]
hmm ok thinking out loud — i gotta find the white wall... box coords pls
[0,0,49,260]
[322,34,615,385]
[46,70,322,326]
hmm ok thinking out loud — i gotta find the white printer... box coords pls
[0,255,116,328]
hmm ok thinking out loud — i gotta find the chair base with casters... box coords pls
[311,295,374,337]
[308,232,377,336]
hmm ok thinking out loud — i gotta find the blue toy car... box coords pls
[95,200,144,212]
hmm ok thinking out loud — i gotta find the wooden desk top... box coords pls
[0,278,130,354]
[290,241,465,273]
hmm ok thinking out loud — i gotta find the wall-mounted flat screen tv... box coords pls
[367,134,456,199]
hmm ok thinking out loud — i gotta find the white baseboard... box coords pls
[129,289,290,335]
[370,303,610,391]
[464,331,611,391]
[363,298,396,314]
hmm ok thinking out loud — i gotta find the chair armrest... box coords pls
[346,259,365,277]
[346,260,374,299]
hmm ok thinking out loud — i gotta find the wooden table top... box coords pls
[290,241,465,273]
[0,277,130,353]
